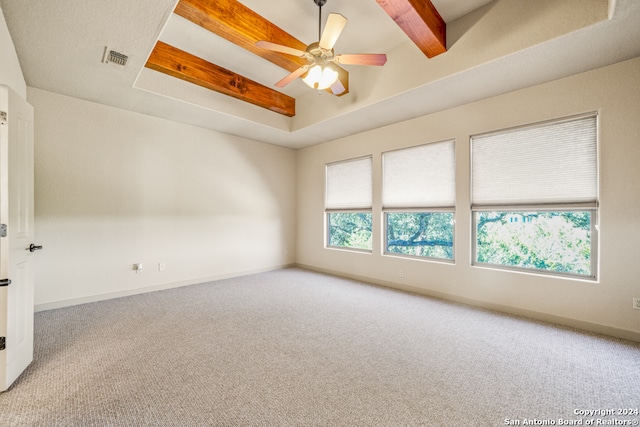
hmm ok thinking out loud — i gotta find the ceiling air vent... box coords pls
[103,47,128,68]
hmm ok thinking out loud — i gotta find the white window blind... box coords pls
[382,140,455,208]
[326,157,372,210]
[472,114,597,206]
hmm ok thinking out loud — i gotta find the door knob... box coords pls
[28,244,43,252]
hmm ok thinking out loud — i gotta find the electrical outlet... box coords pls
[633,297,640,310]
[399,270,404,278]
[158,262,166,272]
[134,263,143,274]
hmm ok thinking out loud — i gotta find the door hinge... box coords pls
[0,278,10,287]
[0,111,6,125]
[0,337,5,351]
[0,223,6,237]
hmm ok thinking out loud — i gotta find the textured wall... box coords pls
[0,5,25,97]
[296,57,640,341]
[29,88,296,309]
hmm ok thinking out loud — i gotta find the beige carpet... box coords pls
[1,268,639,426]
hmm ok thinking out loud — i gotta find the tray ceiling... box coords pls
[1,0,639,148]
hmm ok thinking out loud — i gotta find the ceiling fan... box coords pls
[255,0,387,95]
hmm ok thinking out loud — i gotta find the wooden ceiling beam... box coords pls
[174,0,308,72]
[145,41,295,117]
[375,0,446,58]
[174,0,349,96]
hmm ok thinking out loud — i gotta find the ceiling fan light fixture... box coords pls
[303,63,339,90]
[257,0,386,94]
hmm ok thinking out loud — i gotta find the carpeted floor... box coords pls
[1,268,639,426]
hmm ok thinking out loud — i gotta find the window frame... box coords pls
[471,206,598,279]
[383,208,456,263]
[325,156,373,253]
[325,210,373,253]
[470,113,599,280]
[381,139,456,263]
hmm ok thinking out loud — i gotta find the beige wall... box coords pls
[5,0,638,339]
[0,5,25,97]
[296,57,640,341]
[29,88,296,309]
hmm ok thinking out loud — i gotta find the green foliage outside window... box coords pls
[328,209,592,277]
[327,212,372,251]
[386,212,454,260]
[475,211,592,276]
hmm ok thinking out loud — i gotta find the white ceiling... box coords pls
[1,0,639,149]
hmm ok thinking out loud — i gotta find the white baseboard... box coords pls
[35,264,296,312]
[296,263,640,343]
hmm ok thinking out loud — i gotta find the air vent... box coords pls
[103,47,128,67]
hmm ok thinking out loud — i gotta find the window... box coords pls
[385,212,455,259]
[475,211,595,276]
[325,157,372,251]
[471,114,598,278]
[382,140,456,261]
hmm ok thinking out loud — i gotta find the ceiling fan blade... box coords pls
[275,65,309,88]
[256,40,305,57]
[334,54,388,66]
[319,13,347,50]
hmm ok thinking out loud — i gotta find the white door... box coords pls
[0,85,36,392]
